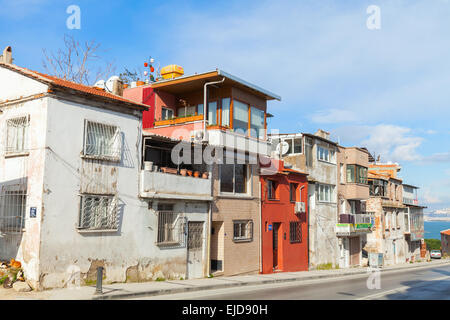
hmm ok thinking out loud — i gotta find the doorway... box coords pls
[273,223,281,270]
[350,236,360,266]
[187,221,204,279]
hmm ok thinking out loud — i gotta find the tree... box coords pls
[42,34,115,86]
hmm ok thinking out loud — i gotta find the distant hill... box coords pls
[424,208,450,221]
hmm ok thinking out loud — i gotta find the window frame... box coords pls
[317,145,335,164]
[290,183,298,202]
[233,219,253,242]
[317,183,336,203]
[267,180,278,200]
[78,194,118,232]
[5,115,30,156]
[346,164,368,184]
[161,107,174,120]
[289,221,302,243]
[82,119,121,162]
[219,163,252,196]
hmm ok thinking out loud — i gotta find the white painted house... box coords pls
[0,59,209,290]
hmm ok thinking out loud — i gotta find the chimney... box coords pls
[314,129,330,140]
[112,78,124,96]
[1,46,12,64]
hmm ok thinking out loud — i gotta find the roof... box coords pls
[0,62,148,111]
[441,229,450,236]
[403,183,419,189]
[282,167,308,176]
[148,69,281,101]
[302,132,338,146]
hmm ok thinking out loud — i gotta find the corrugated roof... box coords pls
[441,229,450,236]
[0,62,148,110]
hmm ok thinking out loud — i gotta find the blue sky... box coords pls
[1,0,449,211]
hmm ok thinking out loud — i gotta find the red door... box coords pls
[273,223,280,270]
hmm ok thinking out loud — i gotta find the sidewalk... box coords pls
[2,258,449,300]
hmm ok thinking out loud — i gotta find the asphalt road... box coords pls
[134,263,450,300]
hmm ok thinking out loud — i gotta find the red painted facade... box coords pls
[260,159,308,274]
[123,86,156,129]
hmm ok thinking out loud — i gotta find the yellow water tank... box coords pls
[160,65,184,80]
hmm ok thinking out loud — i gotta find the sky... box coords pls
[1,0,449,212]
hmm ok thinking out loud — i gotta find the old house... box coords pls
[0,56,215,289]
[124,69,280,276]
[269,130,339,269]
[260,159,308,273]
[402,184,425,262]
[441,229,450,257]
[336,146,372,268]
[366,163,409,266]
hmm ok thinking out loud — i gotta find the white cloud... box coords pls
[359,125,423,162]
[310,109,360,124]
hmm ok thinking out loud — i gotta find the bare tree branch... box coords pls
[42,34,116,85]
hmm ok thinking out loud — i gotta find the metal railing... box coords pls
[156,211,186,246]
[0,216,25,233]
[79,195,119,230]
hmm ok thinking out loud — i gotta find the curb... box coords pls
[92,260,450,300]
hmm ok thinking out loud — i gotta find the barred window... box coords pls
[83,120,121,161]
[0,185,26,232]
[290,221,302,243]
[157,210,185,246]
[78,195,118,231]
[233,220,253,242]
[6,116,29,155]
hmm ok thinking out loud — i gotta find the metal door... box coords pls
[350,236,360,266]
[187,222,204,279]
[273,223,280,270]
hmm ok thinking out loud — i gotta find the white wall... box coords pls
[0,67,48,101]
[38,96,208,288]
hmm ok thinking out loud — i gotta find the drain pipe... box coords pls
[203,77,225,140]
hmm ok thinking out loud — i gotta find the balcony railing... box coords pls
[336,213,373,236]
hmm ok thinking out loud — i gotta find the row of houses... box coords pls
[0,47,425,290]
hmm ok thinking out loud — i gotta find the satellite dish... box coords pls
[276,141,289,155]
[93,79,106,89]
[105,76,120,92]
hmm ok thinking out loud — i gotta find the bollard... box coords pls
[95,266,103,294]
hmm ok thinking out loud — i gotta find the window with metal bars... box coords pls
[78,195,118,231]
[233,220,253,242]
[5,116,29,155]
[156,211,185,246]
[0,186,26,232]
[83,120,121,161]
[290,221,302,243]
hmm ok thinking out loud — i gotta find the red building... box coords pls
[260,159,308,273]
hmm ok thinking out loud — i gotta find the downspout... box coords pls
[203,77,226,140]
[206,200,212,277]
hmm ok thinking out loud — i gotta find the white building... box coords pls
[0,59,209,290]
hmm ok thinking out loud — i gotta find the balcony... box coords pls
[336,213,374,236]
[207,127,272,156]
[343,183,369,200]
[139,170,212,201]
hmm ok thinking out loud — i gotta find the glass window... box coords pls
[220,163,249,194]
[6,116,29,155]
[208,101,217,125]
[233,100,248,134]
[290,183,298,202]
[250,107,265,138]
[346,165,355,183]
[221,98,230,127]
[197,104,204,115]
[233,220,253,242]
[267,180,277,200]
[286,139,293,154]
[177,106,196,117]
[220,164,234,193]
[161,107,174,120]
[293,138,302,153]
[317,184,335,202]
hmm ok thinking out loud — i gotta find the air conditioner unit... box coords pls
[190,130,206,143]
[295,202,306,214]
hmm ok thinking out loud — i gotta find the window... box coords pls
[369,179,388,197]
[197,104,204,115]
[317,184,335,203]
[220,164,249,194]
[161,107,174,120]
[5,116,29,155]
[340,163,345,184]
[233,100,248,134]
[208,101,217,125]
[177,105,196,117]
[290,183,298,202]
[156,209,185,246]
[250,107,265,138]
[317,145,334,163]
[78,195,118,230]
[305,137,313,167]
[83,120,121,161]
[290,221,301,243]
[0,186,26,231]
[346,165,368,184]
[267,180,277,200]
[277,137,302,155]
[221,98,230,127]
[233,220,253,242]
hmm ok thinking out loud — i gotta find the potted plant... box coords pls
[193,171,200,178]
[180,169,187,176]
[144,161,153,171]
[187,170,193,177]
[202,172,209,179]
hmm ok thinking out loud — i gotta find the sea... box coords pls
[424,221,450,240]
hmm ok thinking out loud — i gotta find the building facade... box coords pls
[260,159,308,273]
[441,230,450,257]
[270,130,339,269]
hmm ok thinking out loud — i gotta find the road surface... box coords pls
[132,263,450,300]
